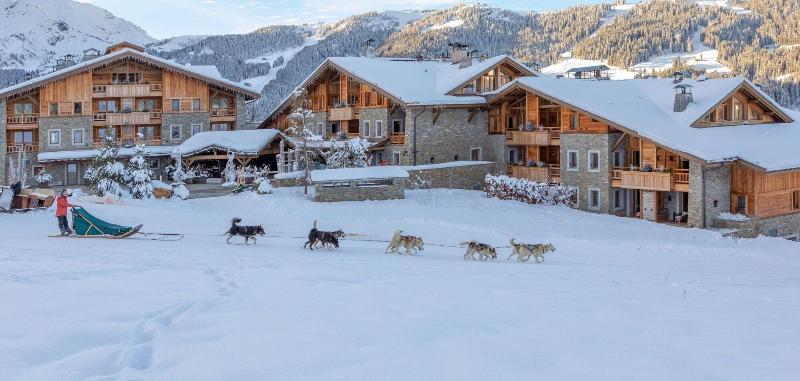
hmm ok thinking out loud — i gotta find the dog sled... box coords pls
[50,207,143,239]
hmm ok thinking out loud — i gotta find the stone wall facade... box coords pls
[161,112,210,144]
[401,108,499,166]
[0,99,6,185]
[42,160,91,187]
[405,162,504,190]
[234,94,248,130]
[306,111,329,138]
[38,116,94,152]
[688,161,731,228]
[314,180,404,202]
[714,213,800,238]
[559,133,617,212]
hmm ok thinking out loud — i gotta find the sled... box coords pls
[66,206,143,238]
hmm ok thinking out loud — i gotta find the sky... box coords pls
[75,0,623,39]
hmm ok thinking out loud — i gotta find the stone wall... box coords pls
[161,112,210,144]
[359,108,388,139]
[404,162,504,190]
[688,161,731,228]
[559,133,617,212]
[38,116,93,152]
[234,94,249,130]
[0,99,6,185]
[314,180,404,202]
[42,160,90,187]
[714,213,800,238]
[401,108,498,165]
[306,111,328,137]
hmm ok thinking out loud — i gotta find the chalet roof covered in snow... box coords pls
[310,166,410,182]
[0,47,260,100]
[37,145,177,162]
[489,76,799,172]
[175,129,282,157]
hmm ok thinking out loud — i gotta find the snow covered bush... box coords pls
[85,134,129,197]
[324,138,370,169]
[126,139,154,199]
[170,149,190,200]
[484,175,577,207]
[256,178,273,194]
[34,169,53,186]
[223,151,238,185]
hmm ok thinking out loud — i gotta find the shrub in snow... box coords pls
[484,175,577,207]
[35,169,53,186]
[85,134,129,197]
[126,140,154,199]
[257,178,273,194]
[324,138,370,169]
[170,149,190,200]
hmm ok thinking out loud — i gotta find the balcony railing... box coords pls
[390,133,405,145]
[329,107,355,121]
[509,165,551,183]
[619,170,673,191]
[506,127,560,146]
[210,107,236,117]
[673,169,689,184]
[6,143,38,154]
[6,113,39,125]
[93,110,162,125]
[92,83,163,97]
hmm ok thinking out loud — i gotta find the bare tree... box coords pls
[285,88,321,194]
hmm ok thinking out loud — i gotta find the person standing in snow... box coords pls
[55,189,78,236]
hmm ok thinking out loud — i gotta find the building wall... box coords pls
[42,160,90,187]
[404,162,505,190]
[359,108,388,139]
[161,112,210,144]
[559,133,617,212]
[38,116,93,152]
[0,99,6,185]
[234,94,249,130]
[401,108,498,166]
[306,111,328,138]
[688,161,731,228]
[714,213,800,238]
[314,181,404,202]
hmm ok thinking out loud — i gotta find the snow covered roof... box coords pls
[566,64,611,73]
[37,145,176,162]
[0,48,260,100]
[175,129,282,157]
[489,76,799,172]
[311,166,410,182]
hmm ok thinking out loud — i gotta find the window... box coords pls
[793,190,800,210]
[72,129,84,145]
[211,97,229,109]
[97,100,117,113]
[372,152,384,166]
[567,150,579,171]
[192,99,201,111]
[13,131,33,145]
[13,103,33,114]
[589,188,600,209]
[375,121,383,137]
[171,99,180,112]
[470,147,483,161]
[613,151,623,167]
[736,195,747,214]
[570,113,579,130]
[170,125,182,140]
[48,130,61,146]
[392,119,404,134]
[138,126,156,140]
[392,152,401,165]
[137,99,155,112]
[588,150,600,172]
[316,122,323,136]
[614,189,624,210]
[73,102,82,115]
[49,103,58,116]
[362,121,371,137]
[191,124,202,136]
[211,123,229,132]
[768,228,778,237]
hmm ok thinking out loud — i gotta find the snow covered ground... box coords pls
[1,188,798,380]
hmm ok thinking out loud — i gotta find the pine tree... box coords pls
[85,133,128,197]
[126,137,154,199]
[324,138,370,169]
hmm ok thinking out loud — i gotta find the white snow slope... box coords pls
[0,0,155,70]
[0,188,798,380]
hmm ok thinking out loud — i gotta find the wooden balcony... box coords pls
[389,133,405,145]
[509,165,551,183]
[611,167,690,192]
[92,138,162,149]
[210,107,236,122]
[6,113,39,127]
[6,143,38,154]
[329,107,355,121]
[506,128,560,146]
[93,110,162,126]
[92,83,163,97]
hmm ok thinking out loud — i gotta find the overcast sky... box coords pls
[75,0,629,39]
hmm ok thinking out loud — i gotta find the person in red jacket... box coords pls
[55,189,77,236]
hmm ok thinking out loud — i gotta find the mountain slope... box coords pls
[0,0,154,70]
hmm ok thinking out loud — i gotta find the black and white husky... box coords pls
[226,217,266,245]
[304,220,344,250]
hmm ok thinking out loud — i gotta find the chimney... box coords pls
[459,50,478,69]
[448,42,469,65]
[673,84,694,112]
[360,38,375,58]
[672,71,686,84]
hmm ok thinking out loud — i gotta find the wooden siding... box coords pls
[733,162,800,218]
[39,72,92,115]
[162,71,209,111]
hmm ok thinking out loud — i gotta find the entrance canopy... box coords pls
[174,129,283,166]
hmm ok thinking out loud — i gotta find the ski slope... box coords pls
[0,188,798,380]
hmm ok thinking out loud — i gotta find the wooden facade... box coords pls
[731,162,800,218]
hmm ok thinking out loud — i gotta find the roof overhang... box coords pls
[689,81,794,126]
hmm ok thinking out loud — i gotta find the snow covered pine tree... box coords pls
[85,133,128,197]
[126,135,154,199]
[285,88,321,194]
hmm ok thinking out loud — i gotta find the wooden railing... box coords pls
[93,110,162,125]
[390,134,405,144]
[550,165,561,182]
[92,83,163,97]
[506,127,560,146]
[620,170,673,191]
[611,167,624,180]
[509,165,551,183]
[329,107,355,121]
[210,107,236,117]
[673,169,689,184]
[6,143,38,153]
[6,113,39,125]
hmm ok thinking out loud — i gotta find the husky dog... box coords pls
[461,241,498,261]
[385,230,425,255]
[508,239,556,263]
[226,218,266,244]
[304,220,344,250]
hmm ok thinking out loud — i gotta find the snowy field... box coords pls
[1,188,798,380]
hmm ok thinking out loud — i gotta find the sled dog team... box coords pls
[226,218,556,263]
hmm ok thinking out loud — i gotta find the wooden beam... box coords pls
[611,133,627,152]
[467,108,478,123]
[432,108,443,125]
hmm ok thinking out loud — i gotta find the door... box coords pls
[66,163,79,185]
[642,191,657,221]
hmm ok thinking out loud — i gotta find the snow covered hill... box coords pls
[0,188,798,379]
[0,0,154,70]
